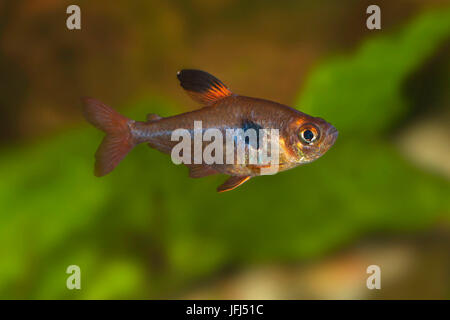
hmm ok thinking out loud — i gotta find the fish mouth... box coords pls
[327,125,339,147]
[327,125,338,137]
[320,125,338,153]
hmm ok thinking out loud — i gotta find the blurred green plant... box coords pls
[0,8,449,299]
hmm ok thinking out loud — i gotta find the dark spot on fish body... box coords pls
[242,119,262,149]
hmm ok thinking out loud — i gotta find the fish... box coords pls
[82,69,338,192]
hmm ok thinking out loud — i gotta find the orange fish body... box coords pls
[83,70,338,192]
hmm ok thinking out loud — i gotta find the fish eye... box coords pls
[299,124,319,144]
[303,130,314,141]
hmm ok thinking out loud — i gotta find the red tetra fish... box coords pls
[83,69,338,192]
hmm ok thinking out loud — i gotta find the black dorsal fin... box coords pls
[177,69,233,105]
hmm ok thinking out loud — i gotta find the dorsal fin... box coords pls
[177,69,233,105]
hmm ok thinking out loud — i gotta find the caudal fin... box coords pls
[82,97,135,177]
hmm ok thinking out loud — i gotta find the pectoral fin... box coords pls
[217,176,251,193]
[186,164,218,178]
[146,113,162,122]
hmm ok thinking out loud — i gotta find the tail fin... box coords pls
[82,97,136,177]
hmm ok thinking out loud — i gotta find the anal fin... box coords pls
[217,176,251,193]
